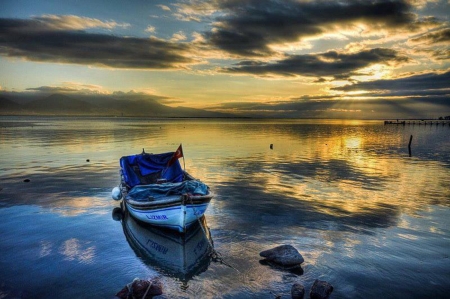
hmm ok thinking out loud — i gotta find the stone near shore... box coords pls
[259,245,304,267]
[310,279,333,299]
[291,283,305,299]
[115,278,163,299]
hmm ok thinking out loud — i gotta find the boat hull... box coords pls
[125,195,212,233]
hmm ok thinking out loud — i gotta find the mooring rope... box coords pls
[141,281,153,299]
[188,195,240,273]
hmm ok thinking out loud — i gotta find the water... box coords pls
[0,116,449,298]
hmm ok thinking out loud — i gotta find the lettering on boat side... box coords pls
[146,238,168,254]
[146,215,168,220]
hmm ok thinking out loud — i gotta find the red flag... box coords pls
[167,144,183,167]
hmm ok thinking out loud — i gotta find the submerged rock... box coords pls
[259,245,304,267]
[115,278,163,299]
[291,283,305,299]
[310,279,333,299]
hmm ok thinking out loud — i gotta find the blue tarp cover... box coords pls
[120,152,183,188]
[127,180,209,201]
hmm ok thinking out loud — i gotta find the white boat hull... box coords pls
[124,195,212,233]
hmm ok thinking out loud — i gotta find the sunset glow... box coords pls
[0,0,449,119]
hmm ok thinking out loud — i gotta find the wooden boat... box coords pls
[112,146,213,233]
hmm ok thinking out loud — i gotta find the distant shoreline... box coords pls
[1,114,448,121]
[0,114,450,123]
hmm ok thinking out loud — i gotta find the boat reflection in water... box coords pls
[114,207,213,283]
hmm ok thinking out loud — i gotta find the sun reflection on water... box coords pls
[59,238,96,264]
[1,117,449,298]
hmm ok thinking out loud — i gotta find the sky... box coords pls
[0,0,449,118]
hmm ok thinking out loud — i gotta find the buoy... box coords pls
[111,187,122,200]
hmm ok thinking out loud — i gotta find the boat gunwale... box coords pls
[125,193,213,210]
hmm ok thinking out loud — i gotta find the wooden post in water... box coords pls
[408,135,413,157]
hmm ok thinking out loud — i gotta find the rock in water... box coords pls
[310,279,333,299]
[291,283,305,299]
[259,245,304,266]
[115,278,163,299]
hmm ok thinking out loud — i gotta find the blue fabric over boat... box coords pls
[126,180,210,201]
[120,152,183,188]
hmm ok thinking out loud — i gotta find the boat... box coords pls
[111,145,213,233]
[115,208,213,282]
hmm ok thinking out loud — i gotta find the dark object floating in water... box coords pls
[86,159,90,162]
[291,283,305,299]
[115,278,163,299]
[310,279,333,299]
[270,143,273,149]
[23,179,30,183]
[260,244,304,267]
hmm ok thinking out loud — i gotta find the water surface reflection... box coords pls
[0,117,449,298]
[116,208,213,284]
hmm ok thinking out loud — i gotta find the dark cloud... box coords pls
[221,48,409,78]
[0,18,196,69]
[409,27,450,61]
[205,0,418,57]
[410,27,450,44]
[430,49,450,60]
[26,86,79,93]
[333,70,450,93]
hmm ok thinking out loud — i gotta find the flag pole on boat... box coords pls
[181,143,185,171]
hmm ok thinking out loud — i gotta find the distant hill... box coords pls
[24,94,99,115]
[0,93,237,118]
[0,96,24,113]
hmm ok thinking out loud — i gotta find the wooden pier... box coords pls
[384,120,450,126]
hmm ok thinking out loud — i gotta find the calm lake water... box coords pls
[0,116,449,298]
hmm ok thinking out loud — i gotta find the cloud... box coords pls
[171,31,187,41]
[26,86,79,93]
[173,1,218,22]
[333,70,450,94]
[406,0,441,9]
[406,27,450,61]
[409,27,450,44]
[201,0,430,57]
[157,4,171,11]
[221,48,410,79]
[158,99,186,105]
[0,16,198,69]
[145,25,156,33]
[25,82,111,95]
[32,14,130,30]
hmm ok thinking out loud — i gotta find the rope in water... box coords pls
[188,195,240,273]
